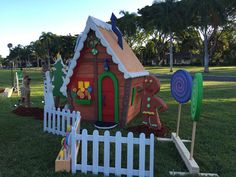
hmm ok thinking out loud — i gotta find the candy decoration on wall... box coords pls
[71,80,93,105]
[171,69,192,137]
[87,86,92,93]
[190,73,203,160]
[87,33,99,55]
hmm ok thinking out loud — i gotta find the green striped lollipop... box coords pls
[191,73,203,121]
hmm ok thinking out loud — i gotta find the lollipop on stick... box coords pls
[171,70,192,137]
[190,73,203,160]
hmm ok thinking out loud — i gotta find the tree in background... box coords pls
[175,28,202,64]
[0,55,4,68]
[39,32,57,68]
[186,0,230,72]
[138,0,186,71]
[117,11,147,49]
[4,3,236,69]
[6,32,77,67]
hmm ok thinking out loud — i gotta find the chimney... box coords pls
[110,13,123,49]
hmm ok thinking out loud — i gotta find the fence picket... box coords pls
[71,126,76,174]
[81,129,88,174]
[115,131,122,176]
[62,109,66,134]
[149,134,154,177]
[92,130,99,175]
[43,106,47,132]
[48,109,52,132]
[57,108,60,134]
[52,108,56,134]
[139,133,146,177]
[72,111,76,126]
[127,132,134,177]
[55,108,62,135]
[66,110,70,132]
[104,131,110,176]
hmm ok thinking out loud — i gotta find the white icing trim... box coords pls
[54,58,65,67]
[60,16,148,96]
[129,71,149,78]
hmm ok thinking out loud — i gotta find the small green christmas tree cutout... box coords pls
[52,53,67,107]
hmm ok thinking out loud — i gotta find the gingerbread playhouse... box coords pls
[60,14,149,128]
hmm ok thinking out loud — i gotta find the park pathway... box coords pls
[155,74,236,82]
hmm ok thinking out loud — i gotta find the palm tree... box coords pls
[39,32,55,67]
[117,11,139,48]
[7,43,14,87]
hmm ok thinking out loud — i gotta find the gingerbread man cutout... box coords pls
[140,75,167,130]
[21,75,31,107]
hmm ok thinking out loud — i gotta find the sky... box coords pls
[0,0,154,57]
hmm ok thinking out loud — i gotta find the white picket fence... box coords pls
[71,129,154,177]
[43,103,155,176]
[44,106,81,136]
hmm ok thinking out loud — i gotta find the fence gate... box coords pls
[71,129,154,177]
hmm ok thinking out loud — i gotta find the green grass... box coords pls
[146,66,236,76]
[0,68,236,177]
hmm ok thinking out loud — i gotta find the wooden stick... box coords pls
[190,121,197,160]
[176,103,182,137]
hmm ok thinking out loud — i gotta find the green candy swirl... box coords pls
[191,73,203,121]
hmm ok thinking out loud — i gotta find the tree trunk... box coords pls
[203,31,209,73]
[169,32,173,72]
[37,58,39,67]
[47,57,50,69]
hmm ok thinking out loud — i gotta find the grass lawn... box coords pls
[146,66,236,76]
[0,68,236,177]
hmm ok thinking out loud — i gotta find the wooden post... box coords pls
[190,122,197,160]
[171,132,199,173]
[176,103,182,137]
[16,72,20,96]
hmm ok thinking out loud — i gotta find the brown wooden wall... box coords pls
[67,30,127,123]
[125,77,144,124]
[67,30,145,126]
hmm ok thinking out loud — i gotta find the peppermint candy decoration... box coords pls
[171,70,192,104]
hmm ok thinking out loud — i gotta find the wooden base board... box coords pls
[157,137,191,143]
[1,87,13,97]
[55,148,71,172]
[169,171,219,177]
[171,132,200,174]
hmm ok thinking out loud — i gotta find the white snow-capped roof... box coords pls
[60,16,149,96]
